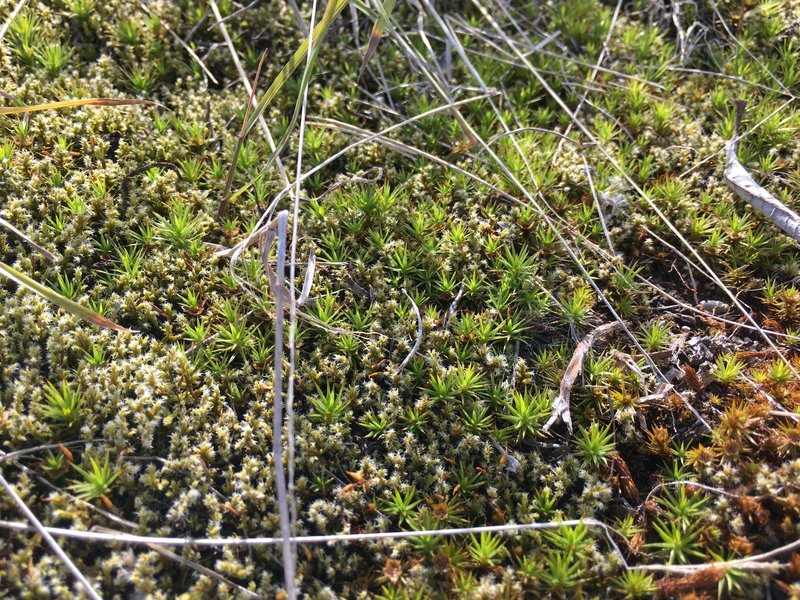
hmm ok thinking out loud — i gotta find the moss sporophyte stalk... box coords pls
[1,0,800,597]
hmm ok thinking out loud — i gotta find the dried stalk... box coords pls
[724,100,800,243]
[0,216,58,263]
[268,211,295,598]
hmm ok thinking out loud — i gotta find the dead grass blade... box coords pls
[105,530,261,599]
[297,248,316,307]
[0,98,153,115]
[0,217,59,263]
[0,261,127,331]
[359,0,397,76]
[395,289,423,374]
[725,100,800,243]
[0,515,618,548]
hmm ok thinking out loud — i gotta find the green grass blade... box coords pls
[0,98,153,115]
[240,11,331,183]
[243,0,348,136]
[224,0,348,209]
[359,0,397,74]
[0,261,127,331]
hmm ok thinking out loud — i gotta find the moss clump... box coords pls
[2,0,800,597]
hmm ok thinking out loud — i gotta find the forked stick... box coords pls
[544,322,622,434]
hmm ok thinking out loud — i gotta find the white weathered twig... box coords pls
[395,289,423,374]
[3,515,798,575]
[0,516,617,549]
[285,2,322,595]
[724,100,800,244]
[544,322,622,434]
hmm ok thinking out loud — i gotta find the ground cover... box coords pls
[1,0,800,597]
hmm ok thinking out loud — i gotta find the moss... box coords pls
[1,0,800,596]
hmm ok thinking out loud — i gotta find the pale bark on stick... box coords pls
[724,100,800,243]
[395,289,423,374]
[544,321,623,435]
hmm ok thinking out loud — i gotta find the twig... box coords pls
[582,155,614,254]
[544,322,622,434]
[395,289,423,374]
[0,441,89,463]
[631,534,799,573]
[94,527,262,599]
[489,438,521,473]
[285,0,310,36]
[0,473,102,600]
[638,561,784,574]
[724,100,800,243]
[317,166,383,199]
[285,1,322,594]
[268,210,295,598]
[206,0,260,30]
[296,247,316,307]
[0,516,619,549]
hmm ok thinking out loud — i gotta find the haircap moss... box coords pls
[1,0,800,597]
